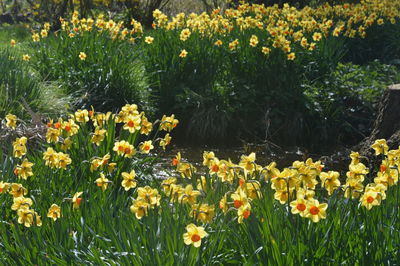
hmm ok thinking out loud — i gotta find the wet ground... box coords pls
[153,143,352,177]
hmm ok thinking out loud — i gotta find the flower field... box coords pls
[1,0,400,264]
[1,105,400,264]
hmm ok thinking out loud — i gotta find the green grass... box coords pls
[29,28,152,114]
[0,24,31,50]
[0,48,69,120]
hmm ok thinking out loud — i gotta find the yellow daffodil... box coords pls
[371,139,389,155]
[113,140,135,158]
[75,109,89,123]
[179,184,201,205]
[191,203,215,223]
[91,127,107,146]
[5,113,17,129]
[72,192,83,209]
[95,173,110,191]
[320,171,341,195]
[137,186,161,207]
[32,33,40,42]
[140,116,153,135]
[140,140,154,154]
[249,34,259,47]
[290,198,308,217]
[144,36,154,44]
[13,137,27,158]
[159,115,179,132]
[161,177,177,194]
[11,196,33,211]
[0,181,10,193]
[17,208,34,227]
[14,159,34,180]
[183,224,208,248]
[46,127,61,143]
[22,54,31,61]
[237,203,251,223]
[57,152,72,169]
[239,152,256,176]
[130,199,150,219]
[79,52,87,60]
[123,115,141,133]
[121,170,137,191]
[360,191,380,210]
[159,133,172,150]
[261,46,271,55]
[202,151,215,167]
[47,204,61,221]
[306,199,328,223]
[9,183,28,198]
[179,49,188,58]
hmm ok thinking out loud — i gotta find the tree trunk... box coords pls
[356,84,400,156]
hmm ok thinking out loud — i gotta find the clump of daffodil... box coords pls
[159,115,179,132]
[183,224,208,247]
[11,196,33,211]
[343,158,368,199]
[9,183,28,198]
[191,203,215,223]
[137,186,161,207]
[46,127,61,143]
[62,119,80,137]
[90,154,111,172]
[140,116,153,135]
[113,140,135,158]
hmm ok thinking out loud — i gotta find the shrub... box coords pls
[304,61,400,150]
